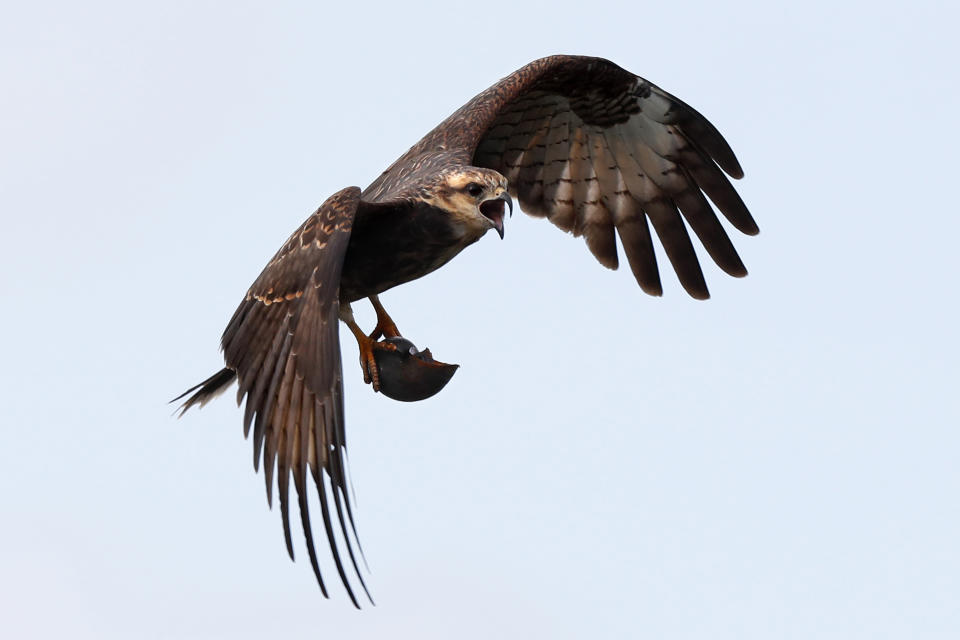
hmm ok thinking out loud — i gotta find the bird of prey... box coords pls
[176,55,757,607]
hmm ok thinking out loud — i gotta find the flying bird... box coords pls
[175,55,758,606]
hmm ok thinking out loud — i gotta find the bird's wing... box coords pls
[219,186,371,607]
[372,55,757,299]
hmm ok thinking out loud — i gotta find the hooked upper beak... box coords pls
[479,191,513,240]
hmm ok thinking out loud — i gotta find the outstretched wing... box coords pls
[219,186,371,607]
[371,55,757,299]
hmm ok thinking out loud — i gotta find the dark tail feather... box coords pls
[172,367,237,416]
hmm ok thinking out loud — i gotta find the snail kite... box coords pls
[175,55,758,606]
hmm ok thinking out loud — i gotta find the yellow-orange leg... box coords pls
[368,294,401,340]
[339,300,399,392]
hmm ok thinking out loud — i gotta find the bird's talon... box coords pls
[359,338,402,392]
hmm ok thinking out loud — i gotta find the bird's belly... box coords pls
[340,245,463,301]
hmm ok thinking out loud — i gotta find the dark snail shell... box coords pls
[373,337,459,402]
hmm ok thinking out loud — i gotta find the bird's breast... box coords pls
[339,202,483,302]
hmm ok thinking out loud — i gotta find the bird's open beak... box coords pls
[479,192,512,240]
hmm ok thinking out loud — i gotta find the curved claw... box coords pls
[358,338,398,392]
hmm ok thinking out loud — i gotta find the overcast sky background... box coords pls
[2,2,957,638]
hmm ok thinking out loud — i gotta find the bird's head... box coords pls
[424,168,512,240]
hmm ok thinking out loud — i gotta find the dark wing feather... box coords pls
[369,55,757,298]
[217,186,371,607]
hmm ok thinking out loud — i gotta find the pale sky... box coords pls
[2,1,958,638]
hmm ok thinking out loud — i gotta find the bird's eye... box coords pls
[466,183,484,198]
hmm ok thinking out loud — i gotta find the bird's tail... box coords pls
[172,367,237,416]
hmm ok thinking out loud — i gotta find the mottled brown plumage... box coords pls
[176,55,758,605]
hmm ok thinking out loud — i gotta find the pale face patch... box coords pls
[420,168,509,240]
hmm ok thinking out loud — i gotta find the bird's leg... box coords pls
[367,294,402,340]
[339,301,397,392]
